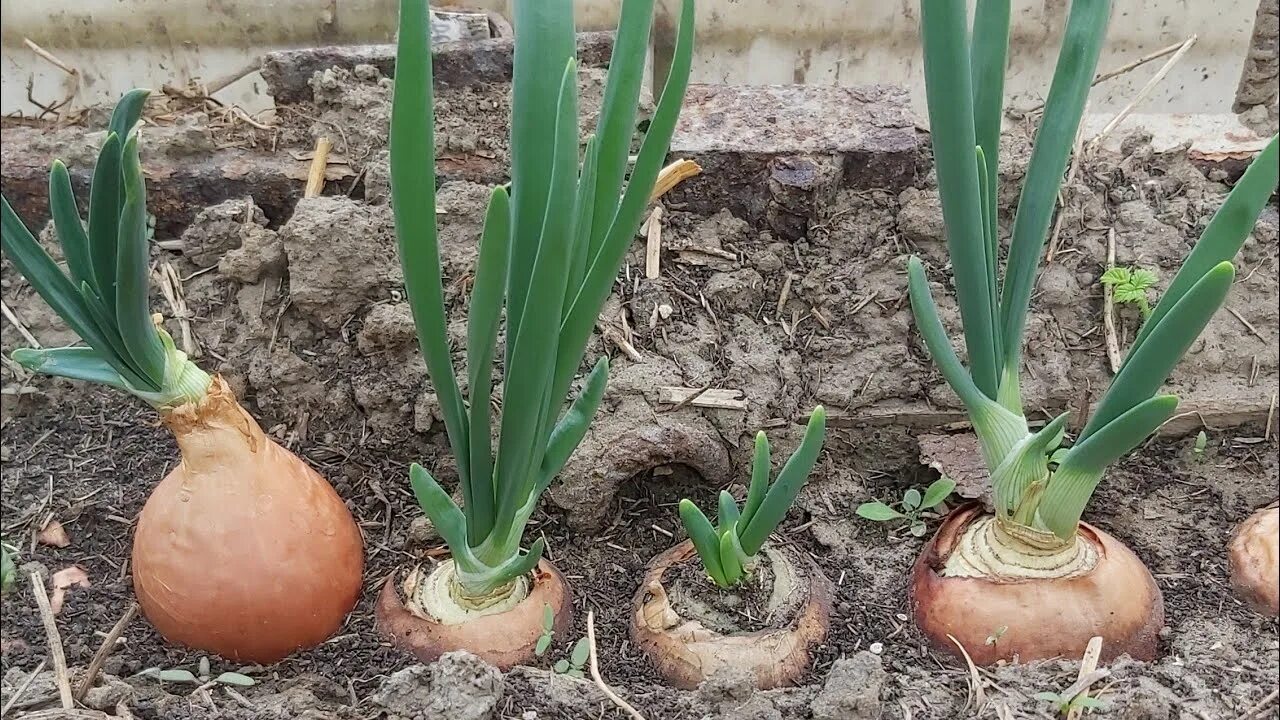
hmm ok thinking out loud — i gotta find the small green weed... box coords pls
[856,478,956,536]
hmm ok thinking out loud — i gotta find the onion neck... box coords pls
[406,560,530,624]
[161,376,266,472]
[941,514,1098,580]
[132,344,213,411]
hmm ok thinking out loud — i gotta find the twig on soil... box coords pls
[1,300,42,348]
[1236,689,1279,720]
[75,602,139,702]
[946,634,986,712]
[1090,35,1197,151]
[659,386,747,411]
[1224,307,1266,341]
[305,137,333,198]
[776,272,794,316]
[157,262,201,358]
[1,659,47,717]
[644,206,664,279]
[598,321,643,361]
[586,610,646,720]
[1067,636,1104,720]
[1101,230,1123,373]
[1059,669,1111,707]
[1265,392,1276,442]
[30,572,74,710]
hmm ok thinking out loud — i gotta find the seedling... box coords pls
[140,657,255,687]
[985,625,1008,647]
[535,604,555,657]
[678,409,826,588]
[856,477,956,537]
[1192,430,1208,461]
[553,637,590,678]
[1034,690,1105,715]
[1100,266,1158,321]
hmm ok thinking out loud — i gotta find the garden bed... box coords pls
[2,34,1277,720]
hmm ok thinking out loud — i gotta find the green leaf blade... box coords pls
[551,0,695,423]
[48,161,96,293]
[465,186,512,543]
[490,59,580,540]
[392,0,471,509]
[716,490,740,535]
[86,133,123,309]
[535,356,610,497]
[1083,262,1235,439]
[1134,135,1279,348]
[10,347,129,390]
[739,431,771,530]
[679,499,727,587]
[855,502,904,522]
[507,0,576,353]
[114,133,166,389]
[918,0,999,398]
[1041,395,1179,537]
[737,406,826,556]
[998,0,1110,373]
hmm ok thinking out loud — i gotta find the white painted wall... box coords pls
[0,0,1265,131]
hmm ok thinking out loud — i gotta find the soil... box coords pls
[2,57,1278,720]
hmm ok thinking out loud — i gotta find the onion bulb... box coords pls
[132,377,364,663]
[375,557,572,669]
[1228,504,1278,616]
[631,540,831,689]
[911,504,1163,665]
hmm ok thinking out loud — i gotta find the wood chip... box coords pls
[658,386,747,411]
[305,137,332,198]
[644,206,664,279]
[35,520,70,548]
[649,159,701,201]
[50,566,91,615]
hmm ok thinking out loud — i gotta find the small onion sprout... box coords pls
[678,408,826,588]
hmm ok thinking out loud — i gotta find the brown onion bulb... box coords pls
[911,504,1163,665]
[375,558,572,669]
[631,540,832,690]
[1228,504,1279,616]
[132,377,364,663]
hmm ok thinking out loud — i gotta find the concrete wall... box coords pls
[0,0,1271,128]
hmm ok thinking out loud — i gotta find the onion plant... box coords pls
[392,0,695,599]
[911,0,1280,541]
[679,408,826,588]
[2,90,211,410]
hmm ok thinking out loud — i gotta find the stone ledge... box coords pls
[261,32,617,105]
[667,83,918,239]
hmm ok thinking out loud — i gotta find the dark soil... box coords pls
[2,53,1278,720]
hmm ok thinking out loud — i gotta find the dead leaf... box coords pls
[35,519,70,548]
[918,433,990,502]
[50,566,90,614]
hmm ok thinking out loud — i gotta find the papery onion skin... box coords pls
[132,377,364,664]
[911,503,1163,665]
[1228,505,1279,617]
[631,539,832,690]
[375,558,572,670]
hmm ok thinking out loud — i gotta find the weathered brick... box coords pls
[666,83,917,238]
